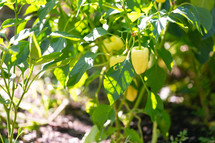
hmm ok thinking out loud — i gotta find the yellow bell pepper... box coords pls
[109,56,127,67]
[131,46,149,75]
[103,35,124,53]
[155,0,166,3]
[126,86,138,102]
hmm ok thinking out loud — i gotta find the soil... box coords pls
[1,102,210,143]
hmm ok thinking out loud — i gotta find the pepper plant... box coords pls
[0,0,214,142]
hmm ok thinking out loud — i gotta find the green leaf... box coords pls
[54,65,70,87]
[191,5,213,33]
[0,2,6,9]
[9,41,29,65]
[30,32,42,59]
[76,0,86,17]
[209,54,215,82]
[157,48,173,72]
[38,0,58,21]
[103,60,136,105]
[67,52,99,87]
[42,57,72,71]
[17,61,29,73]
[50,31,82,41]
[188,30,214,64]
[171,5,213,34]
[145,92,164,121]
[145,64,166,93]
[0,69,11,78]
[151,16,168,40]
[138,15,151,31]
[58,10,72,32]
[92,104,115,129]
[24,5,40,16]
[10,29,32,44]
[0,95,10,105]
[125,128,143,143]
[82,125,99,143]
[127,12,143,22]
[157,110,171,139]
[33,52,61,65]
[191,0,214,11]
[84,27,109,42]
[125,0,142,12]
[49,37,67,52]
[1,18,24,29]
[203,7,215,38]
[25,0,46,5]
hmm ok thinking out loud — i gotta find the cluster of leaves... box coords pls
[0,0,215,142]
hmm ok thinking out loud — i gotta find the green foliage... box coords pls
[104,60,136,105]
[145,64,166,94]
[0,0,214,142]
[92,104,115,129]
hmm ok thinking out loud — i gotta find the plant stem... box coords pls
[151,119,158,143]
[113,103,121,140]
[0,133,4,143]
[4,105,11,138]
[95,68,105,104]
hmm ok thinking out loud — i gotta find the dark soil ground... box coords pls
[1,102,212,143]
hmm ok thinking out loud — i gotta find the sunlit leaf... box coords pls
[127,12,143,22]
[145,92,164,121]
[84,27,109,42]
[1,18,24,29]
[24,5,40,15]
[92,104,115,129]
[54,65,69,87]
[9,41,29,65]
[30,32,42,59]
[33,52,61,65]
[103,60,136,105]
[151,17,168,40]
[10,29,32,44]
[67,52,99,87]
[76,0,86,16]
[171,5,213,34]
[50,31,82,41]
[82,125,99,143]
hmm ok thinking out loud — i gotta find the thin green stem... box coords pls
[0,133,4,143]
[0,84,7,93]
[122,0,134,49]
[136,115,144,141]
[138,27,141,50]
[3,105,11,140]
[139,75,150,94]
[95,68,105,104]
[113,103,121,139]
[151,119,158,143]
[93,62,108,67]
[9,108,18,142]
